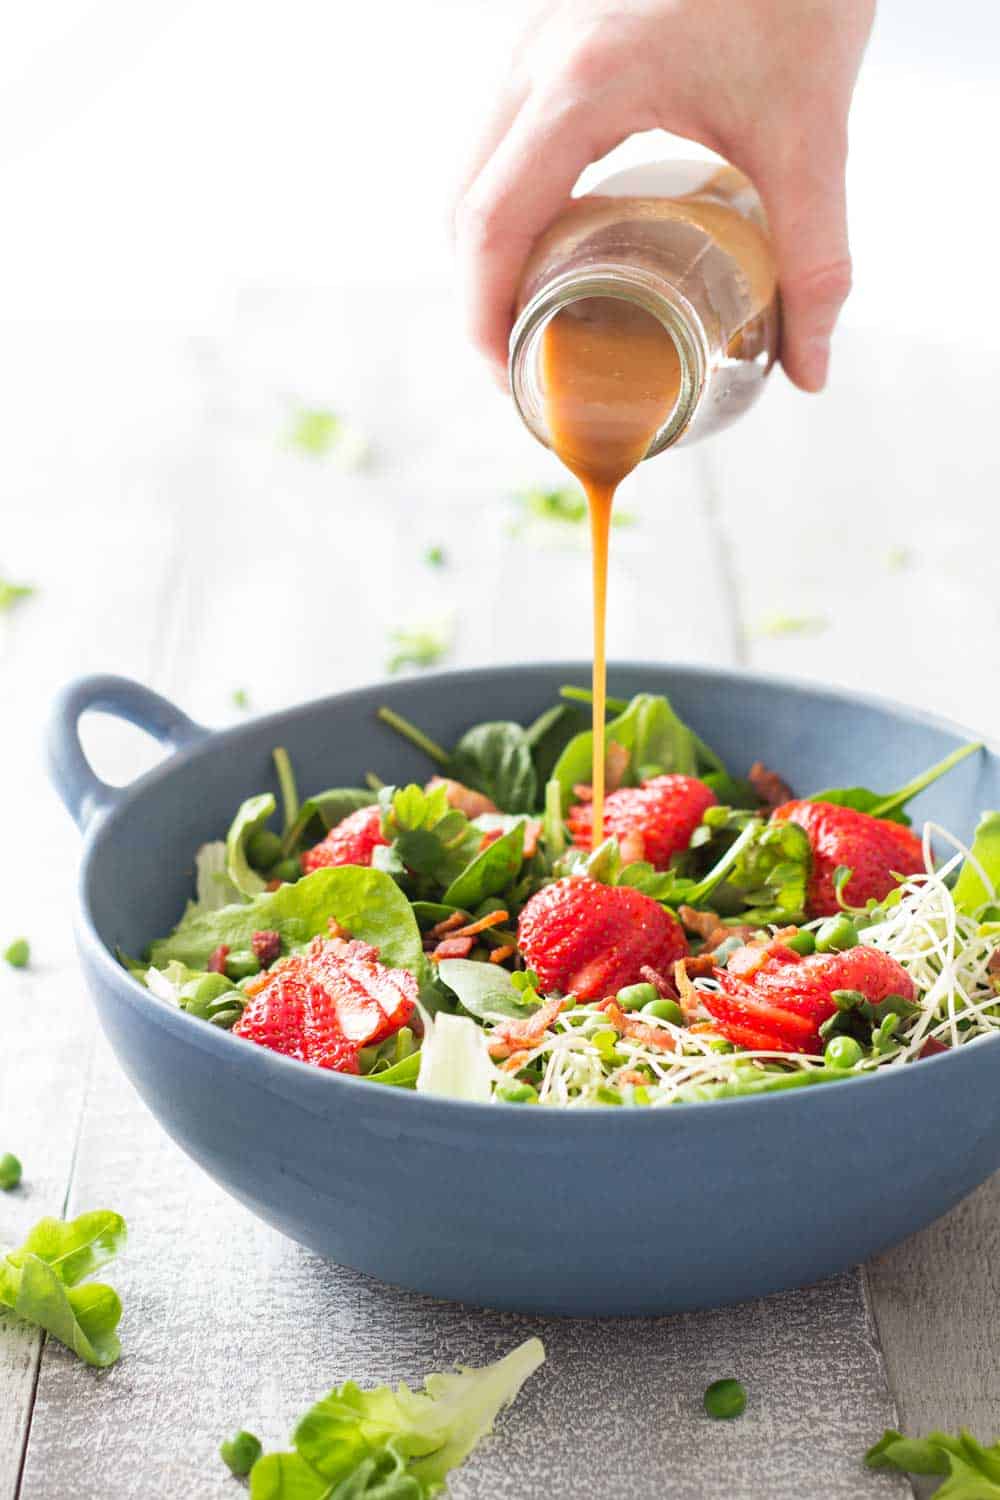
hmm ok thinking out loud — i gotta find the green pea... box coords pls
[641,997,684,1026]
[220,1430,262,1477]
[594,1085,623,1106]
[496,1083,538,1104]
[824,1034,864,1069]
[814,914,859,953]
[704,1378,746,1420]
[3,938,29,968]
[0,1153,22,1191]
[247,829,283,870]
[785,929,816,956]
[272,857,302,884]
[616,982,659,1011]
[709,1038,734,1053]
[225,952,261,982]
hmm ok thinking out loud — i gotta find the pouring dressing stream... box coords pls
[510,161,780,844]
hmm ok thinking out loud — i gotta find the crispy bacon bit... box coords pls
[617,1068,649,1086]
[673,959,702,1019]
[619,829,646,866]
[207,944,230,975]
[602,1001,678,1053]
[478,828,503,852]
[265,878,282,892]
[251,929,281,967]
[679,953,717,980]
[522,819,542,859]
[679,905,723,940]
[573,782,593,802]
[430,935,475,961]
[452,910,509,939]
[488,994,566,1059]
[639,963,679,1000]
[919,1035,949,1058]
[748,760,794,809]
[502,1050,533,1073]
[489,943,516,965]
[989,951,1000,991]
[428,911,465,940]
[427,775,498,819]
[327,919,348,940]
[605,741,631,792]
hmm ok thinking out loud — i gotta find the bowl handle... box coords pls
[47,675,208,833]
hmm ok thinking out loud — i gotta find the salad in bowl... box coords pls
[126,684,1000,1110]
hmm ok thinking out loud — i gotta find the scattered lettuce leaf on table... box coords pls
[249,1337,545,1498]
[866,1427,1000,1497]
[0,1211,126,1368]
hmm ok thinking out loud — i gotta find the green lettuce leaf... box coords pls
[865,1427,1000,1497]
[191,841,244,913]
[437,959,537,1022]
[249,1338,545,1498]
[450,722,537,814]
[0,1211,126,1368]
[416,1012,498,1102]
[148,867,423,975]
[954,810,1000,917]
[227,794,277,898]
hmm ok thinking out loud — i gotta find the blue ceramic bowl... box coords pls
[47,664,1000,1316]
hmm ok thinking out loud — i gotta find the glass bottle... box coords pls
[509,160,780,456]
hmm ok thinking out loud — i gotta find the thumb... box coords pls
[754,135,853,392]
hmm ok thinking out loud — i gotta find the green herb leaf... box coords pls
[865,1428,1000,1497]
[0,1211,126,1368]
[954,810,1000,917]
[226,794,277,899]
[148,867,423,977]
[441,821,526,909]
[386,621,451,675]
[450,722,536,814]
[0,579,35,613]
[250,1339,544,1499]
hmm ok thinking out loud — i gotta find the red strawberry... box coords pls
[567,775,718,869]
[517,877,688,1001]
[301,805,387,874]
[234,936,417,1071]
[702,941,916,1055]
[233,972,359,1072]
[771,799,925,916]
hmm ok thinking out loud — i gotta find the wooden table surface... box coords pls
[2,288,998,1499]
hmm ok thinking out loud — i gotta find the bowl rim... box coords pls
[73,657,1000,1124]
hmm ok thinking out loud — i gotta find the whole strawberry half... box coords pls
[301,805,387,874]
[517,877,688,1001]
[567,774,718,869]
[702,942,916,1055]
[234,936,416,1070]
[771,799,925,916]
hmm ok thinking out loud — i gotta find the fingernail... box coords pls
[801,337,830,392]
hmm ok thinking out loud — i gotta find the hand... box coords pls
[455,0,875,393]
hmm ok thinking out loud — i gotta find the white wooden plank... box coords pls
[18,1034,908,1500]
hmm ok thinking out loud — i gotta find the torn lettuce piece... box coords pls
[416,1012,498,1103]
[226,793,277,899]
[0,1211,126,1368]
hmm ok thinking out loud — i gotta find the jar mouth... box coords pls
[508,263,709,459]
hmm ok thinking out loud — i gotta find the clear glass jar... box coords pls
[509,161,780,456]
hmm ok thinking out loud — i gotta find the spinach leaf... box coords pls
[442,822,526,909]
[148,867,423,976]
[437,959,537,1022]
[954,810,1000,917]
[810,742,981,827]
[281,789,376,859]
[226,794,277,898]
[524,702,584,788]
[249,1339,545,1499]
[451,722,537,813]
[0,1211,126,1368]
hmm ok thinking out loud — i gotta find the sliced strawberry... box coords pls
[233,972,360,1073]
[567,774,718,869]
[517,877,688,1002]
[770,799,925,916]
[301,805,387,873]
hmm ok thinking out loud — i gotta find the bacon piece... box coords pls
[639,963,679,1000]
[251,929,282,967]
[678,953,717,980]
[748,760,794,810]
[489,943,516,965]
[478,828,503,852]
[488,995,566,1059]
[617,1068,649,1087]
[601,1001,678,1053]
[502,1050,533,1073]
[619,829,646,866]
[452,910,509,939]
[428,911,465,939]
[427,775,497,819]
[207,944,229,975]
[679,905,723,940]
[522,820,542,859]
[430,935,475,961]
[673,959,702,1019]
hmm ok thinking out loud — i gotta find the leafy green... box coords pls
[509,485,634,533]
[437,959,537,1022]
[191,842,244,913]
[249,1338,544,1498]
[450,722,536,814]
[810,742,981,827]
[377,784,481,892]
[550,692,722,811]
[149,867,424,976]
[0,1211,126,1367]
[274,748,300,833]
[386,622,451,675]
[0,578,34,612]
[287,407,370,467]
[376,708,451,770]
[441,822,526,909]
[364,1051,422,1089]
[227,794,277,898]
[416,1012,498,1102]
[221,1430,263,1477]
[281,789,376,860]
[954,811,1000,917]
[866,1428,1000,1496]
[712,813,811,923]
[817,989,920,1047]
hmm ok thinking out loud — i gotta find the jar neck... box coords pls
[507,262,710,460]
